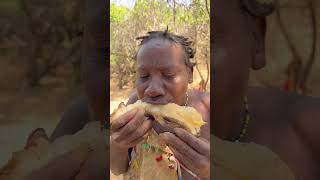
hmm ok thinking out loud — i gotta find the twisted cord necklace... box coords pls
[184,92,189,106]
[234,97,250,142]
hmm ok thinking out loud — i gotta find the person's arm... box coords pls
[110,92,139,175]
[110,138,131,175]
[50,95,91,141]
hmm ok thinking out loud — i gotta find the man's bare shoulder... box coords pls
[189,90,210,110]
[200,91,210,111]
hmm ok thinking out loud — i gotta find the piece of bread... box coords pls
[110,100,206,136]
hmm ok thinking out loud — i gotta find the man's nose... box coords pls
[145,79,164,97]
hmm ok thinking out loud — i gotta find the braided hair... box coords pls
[135,29,196,71]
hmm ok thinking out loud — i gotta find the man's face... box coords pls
[135,39,191,105]
[212,0,255,105]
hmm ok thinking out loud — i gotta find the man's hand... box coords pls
[159,128,210,179]
[110,108,152,150]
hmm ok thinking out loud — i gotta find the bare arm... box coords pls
[110,92,140,175]
[50,95,91,141]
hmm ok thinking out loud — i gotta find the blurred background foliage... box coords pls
[0,0,84,90]
[110,0,210,92]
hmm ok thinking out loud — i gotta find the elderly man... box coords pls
[109,31,210,179]
[48,0,319,180]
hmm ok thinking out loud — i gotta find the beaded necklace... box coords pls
[184,92,189,106]
[234,97,250,142]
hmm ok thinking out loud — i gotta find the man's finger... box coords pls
[126,137,144,147]
[159,132,202,162]
[124,119,152,144]
[116,108,145,141]
[169,145,199,175]
[111,108,139,131]
[174,128,210,156]
[170,146,210,178]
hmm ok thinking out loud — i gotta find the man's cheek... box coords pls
[171,80,188,98]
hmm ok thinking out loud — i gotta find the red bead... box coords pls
[155,155,163,162]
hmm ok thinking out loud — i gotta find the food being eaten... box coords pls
[110,100,206,136]
[111,101,207,180]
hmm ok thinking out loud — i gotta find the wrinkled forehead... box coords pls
[135,39,186,70]
[138,39,175,53]
[137,39,184,61]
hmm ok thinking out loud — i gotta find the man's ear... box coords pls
[251,17,266,70]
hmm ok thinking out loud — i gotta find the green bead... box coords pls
[142,143,150,150]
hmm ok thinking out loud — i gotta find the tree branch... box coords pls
[205,0,210,17]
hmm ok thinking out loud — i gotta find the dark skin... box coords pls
[110,39,210,179]
[28,0,319,179]
[213,0,320,179]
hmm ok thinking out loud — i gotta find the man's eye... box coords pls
[163,74,174,79]
[140,74,149,79]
